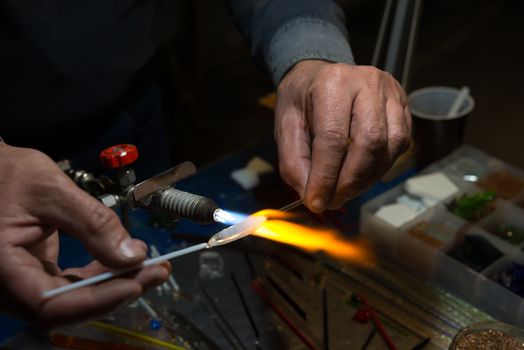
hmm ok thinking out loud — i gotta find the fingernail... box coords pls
[311,197,326,213]
[120,239,146,259]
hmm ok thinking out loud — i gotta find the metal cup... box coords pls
[409,86,475,169]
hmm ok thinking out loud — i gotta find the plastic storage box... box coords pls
[361,145,524,326]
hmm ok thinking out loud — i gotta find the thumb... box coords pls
[29,169,147,268]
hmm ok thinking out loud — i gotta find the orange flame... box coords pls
[252,210,372,264]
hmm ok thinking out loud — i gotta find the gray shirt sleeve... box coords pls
[224,0,355,85]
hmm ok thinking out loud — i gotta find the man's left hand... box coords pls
[275,60,412,213]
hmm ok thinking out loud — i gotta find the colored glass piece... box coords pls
[448,191,496,222]
[447,235,502,272]
[498,263,524,296]
[477,171,524,200]
[149,319,163,331]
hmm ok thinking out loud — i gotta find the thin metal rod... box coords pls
[401,0,423,89]
[361,329,377,350]
[252,280,320,350]
[231,273,261,348]
[43,242,209,298]
[372,0,394,67]
[410,338,431,350]
[323,288,329,350]
[199,282,247,350]
[279,199,304,212]
[138,297,159,319]
[384,0,410,75]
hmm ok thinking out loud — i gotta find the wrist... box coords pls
[265,17,355,85]
[277,60,334,93]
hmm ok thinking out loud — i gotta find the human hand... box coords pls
[275,60,412,213]
[0,144,169,329]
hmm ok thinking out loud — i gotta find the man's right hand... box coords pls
[0,143,169,329]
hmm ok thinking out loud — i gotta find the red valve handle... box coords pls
[100,144,139,169]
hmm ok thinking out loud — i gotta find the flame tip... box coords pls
[251,211,374,265]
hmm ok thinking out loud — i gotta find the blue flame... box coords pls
[213,209,249,225]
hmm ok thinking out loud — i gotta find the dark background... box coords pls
[157,0,524,170]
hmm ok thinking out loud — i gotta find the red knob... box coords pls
[100,144,139,169]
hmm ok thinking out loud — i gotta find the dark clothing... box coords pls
[224,0,355,83]
[0,1,177,166]
[0,0,354,170]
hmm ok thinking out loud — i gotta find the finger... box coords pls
[328,93,389,209]
[0,249,169,328]
[59,263,171,297]
[27,230,59,264]
[363,99,409,190]
[333,98,410,207]
[329,151,391,210]
[305,79,354,213]
[384,97,412,160]
[27,231,62,276]
[62,259,171,290]
[405,105,413,136]
[38,278,142,328]
[329,92,410,209]
[40,264,169,328]
[29,170,146,268]
[275,99,311,198]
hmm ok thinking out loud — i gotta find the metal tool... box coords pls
[279,199,304,212]
[61,144,225,225]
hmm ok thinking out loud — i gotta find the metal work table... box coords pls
[0,139,490,349]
